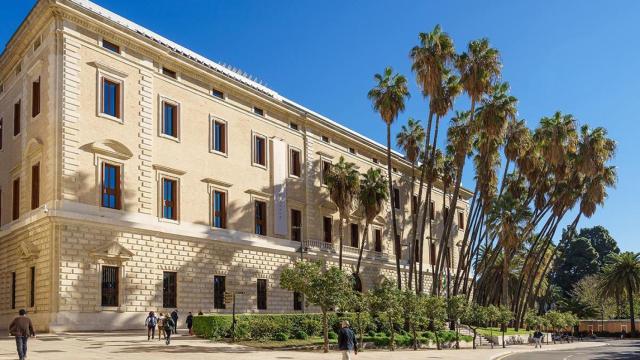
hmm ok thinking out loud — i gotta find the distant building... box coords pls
[579,320,633,334]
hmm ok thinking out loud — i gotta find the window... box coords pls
[211,88,224,99]
[162,67,176,79]
[253,135,266,166]
[290,148,301,177]
[15,63,21,75]
[32,77,40,117]
[11,272,16,309]
[29,266,35,308]
[253,107,264,116]
[430,201,435,220]
[212,119,227,154]
[290,122,299,131]
[321,135,329,143]
[254,200,267,235]
[372,158,379,164]
[293,291,303,311]
[393,167,398,173]
[31,163,40,210]
[350,223,359,248]
[33,36,41,51]
[394,234,400,256]
[291,209,302,242]
[161,101,178,138]
[0,189,2,224]
[14,100,20,136]
[101,266,119,307]
[0,118,4,150]
[374,229,382,252]
[213,275,226,309]
[321,160,331,185]
[412,195,418,215]
[458,211,465,230]
[429,242,436,265]
[102,39,120,53]
[212,190,226,228]
[0,83,3,95]
[257,279,267,310]
[323,216,332,243]
[393,188,400,209]
[163,272,177,308]
[101,163,121,210]
[101,78,121,119]
[348,147,356,154]
[12,178,19,220]
[161,178,178,220]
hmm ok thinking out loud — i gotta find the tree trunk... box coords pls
[389,314,396,351]
[355,221,370,275]
[502,251,509,307]
[628,281,636,334]
[322,310,329,353]
[387,123,402,289]
[408,162,417,290]
[338,216,344,270]
[416,111,435,293]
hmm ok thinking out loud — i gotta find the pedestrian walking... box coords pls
[533,329,543,348]
[8,309,36,360]
[337,320,357,360]
[163,314,175,345]
[145,311,158,340]
[186,312,194,336]
[171,309,179,334]
[157,313,165,341]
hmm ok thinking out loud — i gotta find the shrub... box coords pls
[274,332,289,341]
[293,330,309,340]
[300,318,322,337]
[328,331,338,340]
[193,315,232,339]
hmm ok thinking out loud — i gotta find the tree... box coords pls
[578,226,619,268]
[552,235,599,297]
[401,290,425,350]
[461,303,487,349]
[598,252,640,334]
[496,305,513,348]
[324,156,360,270]
[280,261,353,352]
[423,295,447,350]
[485,305,499,348]
[366,278,403,350]
[544,310,568,342]
[355,168,388,275]
[447,295,468,349]
[572,275,619,319]
[368,67,410,289]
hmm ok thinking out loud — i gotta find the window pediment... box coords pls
[82,139,133,160]
[19,240,39,261]
[90,241,134,263]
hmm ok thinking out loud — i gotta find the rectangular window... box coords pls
[101,78,121,119]
[32,77,40,117]
[323,216,332,243]
[162,101,178,138]
[11,272,16,309]
[393,188,400,209]
[348,147,356,154]
[350,223,359,248]
[31,163,40,210]
[255,200,267,235]
[290,149,301,177]
[458,211,465,230]
[293,291,303,311]
[430,201,435,221]
[372,158,379,164]
[257,279,267,310]
[29,266,35,308]
[212,88,224,99]
[321,135,329,143]
[101,163,121,210]
[212,190,227,228]
[253,107,264,116]
[394,234,400,256]
[290,122,299,131]
[291,209,302,242]
[33,36,41,51]
[101,266,119,307]
[213,275,226,309]
[212,120,226,153]
[162,178,178,220]
[412,195,418,215]
[12,178,19,221]
[162,67,177,79]
[102,39,120,53]
[374,229,382,252]
[254,135,266,166]
[162,272,177,308]
[0,118,4,150]
[14,100,20,136]
[321,160,331,185]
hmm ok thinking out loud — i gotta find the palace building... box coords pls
[0,0,471,331]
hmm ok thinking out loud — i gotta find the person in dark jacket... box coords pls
[337,320,357,359]
[163,314,175,345]
[8,309,36,360]
[186,312,194,336]
[170,309,179,334]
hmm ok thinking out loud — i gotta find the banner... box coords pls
[273,139,288,236]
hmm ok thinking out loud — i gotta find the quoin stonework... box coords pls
[0,0,471,332]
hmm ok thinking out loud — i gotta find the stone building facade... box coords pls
[0,0,471,331]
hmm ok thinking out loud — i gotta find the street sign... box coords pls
[224,292,233,305]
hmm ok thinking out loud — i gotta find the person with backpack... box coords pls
[337,320,358,360]
[145,311,158,340]
[186,312,194,336]
[163,314,175,345]
[533,329,543,348]
[170,309,179,334]
[157,313,165,341]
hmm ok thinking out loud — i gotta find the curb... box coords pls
[488,342,610,359]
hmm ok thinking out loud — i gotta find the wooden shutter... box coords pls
[31,163,40,210]
[32,78,40,117]
[12,178,19,220]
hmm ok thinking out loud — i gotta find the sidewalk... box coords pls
[0,331,608,360]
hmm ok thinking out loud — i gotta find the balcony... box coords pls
[302,239,390,262]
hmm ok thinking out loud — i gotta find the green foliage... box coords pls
[293,330,309,340]
[274,332,289,341]
[552,235,599,296]
[524,309,548,330]
[579,226,619,267]
[496,306,513,329]
[192,314,232,339]
[461,303,487,328]
[366,279,403,350]
[328,331,338,340]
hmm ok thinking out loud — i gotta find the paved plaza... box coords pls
[0,331,611,360]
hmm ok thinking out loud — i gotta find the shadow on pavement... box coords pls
[114,344,255,354]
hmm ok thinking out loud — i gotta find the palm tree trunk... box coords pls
[355,221,370,275]
[339,215,344,270]
[387,123,402,289]
[408,162,417,290]
[502,251,509,306]
[416,111,435,293]
[628,282,636,334]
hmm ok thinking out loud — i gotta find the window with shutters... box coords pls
[374,228,382,253]
[161,178,178,220]
[323,216,332,243]
[350,223,359,248]
[161,100,179,139]
[291,209,302,242]
[211,119,227,154]
[101,163,121,210]
[253,134,267,167]
[257,279,267,310]
[212,190,227,228]
[31,163,39,210]
[163,272,177,308]
[13,100,20,136]
[12,178,19,221]
[289,148,301,177]
[213,275,226,309]
[254,200,267,235]
[32,77,40,117]
[101,266,119,307]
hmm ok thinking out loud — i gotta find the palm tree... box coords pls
[355,168,389,275]
[396,118,425,288]
[368,66,410,288]
[598,252,640,334]
[325,156,360,270]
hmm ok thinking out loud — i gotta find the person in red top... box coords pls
[8,309,36,360]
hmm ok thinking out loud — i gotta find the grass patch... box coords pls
[238,336,337,349]
[477,327,530,337]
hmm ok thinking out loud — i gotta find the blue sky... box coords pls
[2,1,638,251]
